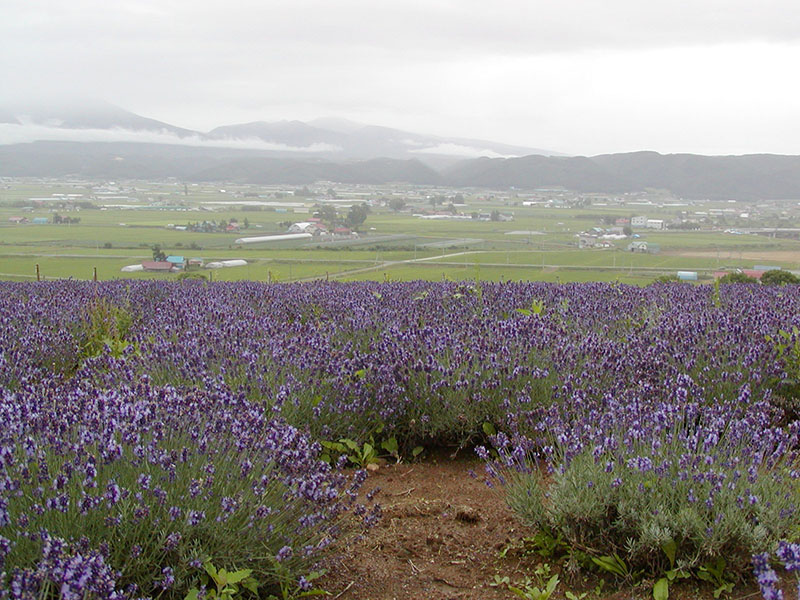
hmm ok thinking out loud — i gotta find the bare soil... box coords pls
[321,452,532,600]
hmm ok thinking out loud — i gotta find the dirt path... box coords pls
[320,454,541,600]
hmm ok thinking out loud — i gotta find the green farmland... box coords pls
[2,179,800,284]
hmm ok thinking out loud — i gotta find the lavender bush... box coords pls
[0,371,377,598]
[482,383,800,574]
[2,279,800,595]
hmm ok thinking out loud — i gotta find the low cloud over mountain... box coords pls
[0,101,557,163]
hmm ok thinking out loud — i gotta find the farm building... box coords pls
[631,216,648,227]
[628,241,649,252]
[205,259,247,269]
[141,261,175,272]
[8,216,27,224]
[32,217,49,224]
[165,256,185,269]
[627,241,660,254]
[713,269,766,280]
[288,222,322,235]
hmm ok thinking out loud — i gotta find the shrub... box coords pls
[480,383,800,577]
[176,272,207,281]
[718,272,758,284]
[761,270,800,286]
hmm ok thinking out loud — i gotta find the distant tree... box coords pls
[345,205,369,230]
[243,217,250,229]
[327,187,338,199]
[453,193,464,203]
[761,269,800,286]
[152,244,166,262]
[314,204,338,226]
[471,212,479,220]
[623,225,633,236]
[490,210,501,222]
[388,197,406,212]
[718,272,758,284]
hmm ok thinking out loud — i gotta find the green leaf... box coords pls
[713,582,734,599]
[362,442,375,460]
[185,590,200,600]
[661,539,677,568]
[696,570,714,583]
[381,437,398,455]
[354,368,366,379]
[243,579,259,595]
[224,569,253,584]
[482,422,497,436]
[515,308,532,316]
[412,446,424,458]
[591,554,628,577]
[339,439,359,452]
[204,562,218,579]
[320,441,346,453]
[653,578,669,600]
[545,574,560,596]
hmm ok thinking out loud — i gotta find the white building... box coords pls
[288,222,321,234]
[646,219,665,230]
[631,216,648,227]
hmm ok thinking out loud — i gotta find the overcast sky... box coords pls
[4,0,800,156]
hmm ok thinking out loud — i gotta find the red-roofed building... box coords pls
[141,261,175,272]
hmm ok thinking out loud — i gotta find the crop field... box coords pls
[4,180,800,285]
[1,279,800,599]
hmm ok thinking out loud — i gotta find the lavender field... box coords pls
[1,279,800,599]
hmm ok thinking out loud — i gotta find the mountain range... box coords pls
[2,102,800,200]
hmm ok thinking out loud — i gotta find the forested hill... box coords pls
[3,142,800,200]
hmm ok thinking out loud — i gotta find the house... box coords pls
[646,219,665,230]
[32,217,49,224]
[333,227,352,235]
[628,241,649,252]
[141,261,175,272]
[187,258,204,270]
[8,216,27,224]
[615,218,630,226]
[165,256,186,269]
[631,216,648,227]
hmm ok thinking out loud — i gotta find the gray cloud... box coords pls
[3,1,800,155]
